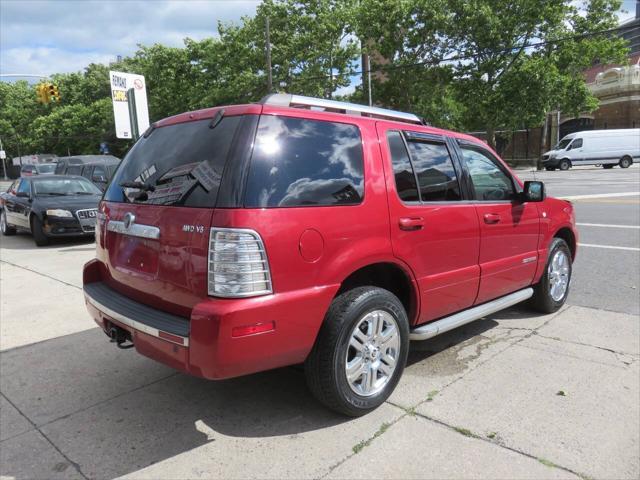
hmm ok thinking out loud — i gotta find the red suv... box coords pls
[83,94,577,416]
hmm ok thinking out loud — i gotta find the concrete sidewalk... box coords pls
[1,235,639,480]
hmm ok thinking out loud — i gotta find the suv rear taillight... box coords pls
[208,228,273,298]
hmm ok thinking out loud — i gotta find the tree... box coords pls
[355,0,628,147]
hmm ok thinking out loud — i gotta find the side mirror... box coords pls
[16,191,30,198]
[522,181,545,202]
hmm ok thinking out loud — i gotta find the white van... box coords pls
[542,129,640,170]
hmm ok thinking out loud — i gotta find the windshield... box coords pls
[34,178,102,196]
[104,116,241,207]
[36,164,56,174]
[556,138,572,150]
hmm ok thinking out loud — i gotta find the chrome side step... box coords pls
[409,288,534,341]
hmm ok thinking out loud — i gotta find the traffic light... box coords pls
[36,83,49,104]
[48,84,60,103]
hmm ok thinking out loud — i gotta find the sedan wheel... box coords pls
[1,210,16,236]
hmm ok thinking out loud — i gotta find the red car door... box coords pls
[455,141,540,304]
[377,124,481,323]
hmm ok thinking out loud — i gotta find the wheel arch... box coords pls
[335,261,420,325]
[554,227,576,260]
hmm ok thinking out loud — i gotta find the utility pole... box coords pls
[0,136,7,180]
[367,55,372,107]
[265,16,273,93]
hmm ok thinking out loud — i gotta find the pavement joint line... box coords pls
[577,243,640,252]
[0,259,82,290]
[576,222,640,229]
[0,391,89,480]
[409,409,587,480]
[319,404,407,479]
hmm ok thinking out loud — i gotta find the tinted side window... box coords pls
[93,165,106,179]
[406,141,461,201]
[570,138,583,149]
[17,179,31,195]
[81,166,93,179]
[67,165,83,175]
[245,116,364,207]
[460,147,515,201]
[387,131,419,202]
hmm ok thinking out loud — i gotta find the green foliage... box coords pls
[0,0,629,159]
[355,0,627,147]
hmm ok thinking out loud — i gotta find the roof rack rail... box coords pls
[260,93,423,125]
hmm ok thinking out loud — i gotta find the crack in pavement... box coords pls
[411,409,587,480]
[533,332,639,361]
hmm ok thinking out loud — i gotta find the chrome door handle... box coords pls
[399,217,424,231]
[483,213,501,224]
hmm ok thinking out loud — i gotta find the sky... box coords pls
[0,0,637,88]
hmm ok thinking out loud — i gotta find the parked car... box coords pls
[20,163,57,176]
[542,128,640,170]
[1,175,102,246]
[80,158,121,191]
[55,155,120,177]
[82,94,577,416]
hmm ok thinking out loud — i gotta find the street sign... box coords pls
[0,150,6,160]
[109,71,150,140]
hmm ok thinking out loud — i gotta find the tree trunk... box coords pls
[538,114,549,171]
[486,125,496,150]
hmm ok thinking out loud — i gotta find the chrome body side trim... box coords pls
[410,288,534,341]
[107,219,160,240]
[84,291,189,347]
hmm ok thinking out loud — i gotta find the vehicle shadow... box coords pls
[1,306,544,479]
[0,328,350,479]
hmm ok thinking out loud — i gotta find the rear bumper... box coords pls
[83,259,338,379]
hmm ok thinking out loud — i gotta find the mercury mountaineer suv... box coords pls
[83,94,577,416]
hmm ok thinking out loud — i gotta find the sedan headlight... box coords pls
[46,209,73,218]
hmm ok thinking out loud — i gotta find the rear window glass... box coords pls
[67,165,83,175]
[244,116,364,207]
[104,117,240,207]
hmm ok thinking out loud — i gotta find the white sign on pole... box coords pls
[0,150,6,160]
[109,71,150,139]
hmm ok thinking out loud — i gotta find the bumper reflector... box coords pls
[232,321,275,338]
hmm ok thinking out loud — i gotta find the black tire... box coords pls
[545,166,556,171]
[558,159,571,171]
[603,164,614,169]
[530,238,572,313]
[305,286,409,416]
[1,209,16,236]
[619,156,633,169]
[30,215,49,246]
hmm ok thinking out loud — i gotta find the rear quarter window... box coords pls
[244,116,364,208]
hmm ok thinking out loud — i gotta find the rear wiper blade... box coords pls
[119,181,155,192]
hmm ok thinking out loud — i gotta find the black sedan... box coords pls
[0,175,102,246]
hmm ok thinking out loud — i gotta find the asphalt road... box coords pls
[520,165,640,315]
